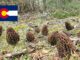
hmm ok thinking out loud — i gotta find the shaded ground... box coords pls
[0,15,80,60]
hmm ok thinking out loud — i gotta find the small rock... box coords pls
[27,43,36,53]
[28,43,36,48]
[28,22,35,28]
[42,50,49,54]
[27,47,35,53]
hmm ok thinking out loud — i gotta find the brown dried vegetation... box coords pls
[0,26,2,36]
[77,32,80,38]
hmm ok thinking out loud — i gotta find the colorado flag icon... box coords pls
[0,5,18,21]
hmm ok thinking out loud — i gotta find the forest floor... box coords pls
[0,13,80,60]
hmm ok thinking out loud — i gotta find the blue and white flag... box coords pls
[0,5,18,21]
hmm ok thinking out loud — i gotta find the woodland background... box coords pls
[0,0,80,19]
[0,0,80,60]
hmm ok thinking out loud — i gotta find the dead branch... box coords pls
[4,49,27,58]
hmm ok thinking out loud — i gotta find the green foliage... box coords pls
[24,55,31,60]
[14,24,27,31]
[52,10,69,19]
[47,0,80,19]
[51,9,79,19]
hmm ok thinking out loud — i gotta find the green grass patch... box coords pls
[51,9,79,19]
